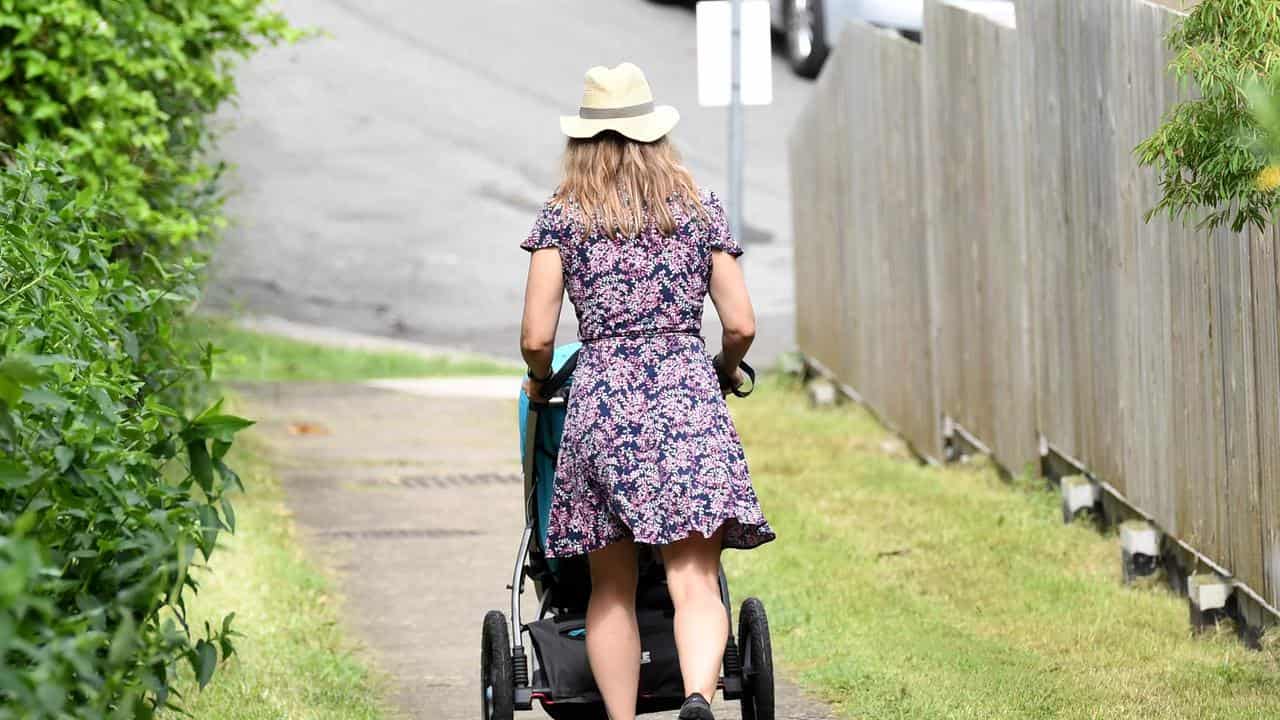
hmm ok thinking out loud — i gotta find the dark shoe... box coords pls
[678,692,715,720]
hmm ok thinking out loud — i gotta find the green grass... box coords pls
[722,375,1280,720]
[169,439,391,719]
[197,319,519,382]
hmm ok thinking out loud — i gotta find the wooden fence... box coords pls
[790,21,939,459]
[790,0,1280,618]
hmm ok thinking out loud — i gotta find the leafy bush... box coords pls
[1,0,296,249]
[0,1,296,716]
[1136,0,1280,232]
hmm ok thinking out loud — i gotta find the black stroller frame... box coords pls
[480,351,775,720]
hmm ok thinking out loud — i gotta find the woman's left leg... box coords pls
[586,537,641,720]
[660,524,728,701]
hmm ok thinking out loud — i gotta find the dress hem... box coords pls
[543,513,777,560]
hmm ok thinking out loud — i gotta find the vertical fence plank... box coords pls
[841,24,939,459]
[1252,227,1280,609]
[1016,0,1077,460]
[924,1,1035,472]
[1219,227,1264,593]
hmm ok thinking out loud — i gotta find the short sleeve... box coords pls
[702,190,743,257]
[521,199,576,252]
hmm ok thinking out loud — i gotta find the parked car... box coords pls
[775,0,924,78]
[650,1,1010,79]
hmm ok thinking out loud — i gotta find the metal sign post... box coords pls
[696,0,772,246]
[728,0,744,244]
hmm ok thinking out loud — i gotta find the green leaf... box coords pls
[20,387,70,410]
[201,342,214,380]
[0,354,44,386]
[54,445,74,472]
[120,328,139,361]
[74,183,96,209]
[0,376,21,406]
[220,496,236,534]
[197,504,220,560]
[192,398,225,422]
[218,612,238,660]
[0,459,32,489]
[187,439,212,494]
[90,386,121,422]
[0,402,14,443]
[108,611,137,666]
[192,639,217,689]
[189,413,254,442]
[213,459,244,493]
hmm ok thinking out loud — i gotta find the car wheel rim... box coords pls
[789,0,815,61]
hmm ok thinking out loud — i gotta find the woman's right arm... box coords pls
[708,249,756,384]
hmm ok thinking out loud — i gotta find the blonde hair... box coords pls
[553,131,707,236]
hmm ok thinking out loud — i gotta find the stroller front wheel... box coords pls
[738,597,775,720]
[481,610,515,720]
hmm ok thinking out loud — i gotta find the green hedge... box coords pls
[0,1,296,717]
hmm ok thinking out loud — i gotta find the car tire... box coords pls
[785,0,828,79]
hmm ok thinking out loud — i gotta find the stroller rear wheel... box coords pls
[738,597,775,720]
[481,610,514,720]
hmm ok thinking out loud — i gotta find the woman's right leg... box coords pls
[586,537,640,720]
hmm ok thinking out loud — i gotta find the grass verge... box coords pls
[722,375,1280,720]
[197,318,518,382]
[170,438,391,719]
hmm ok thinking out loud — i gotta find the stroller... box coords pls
[480,342,775,719]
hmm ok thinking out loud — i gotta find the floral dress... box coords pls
[521,188,776,559]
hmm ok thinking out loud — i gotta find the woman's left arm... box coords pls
[520,247,565,395]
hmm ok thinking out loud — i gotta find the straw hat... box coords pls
[560,62,680,143]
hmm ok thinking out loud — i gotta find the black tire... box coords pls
[481,610,515,720]
[784,0,828,79]
[738,597,775,720]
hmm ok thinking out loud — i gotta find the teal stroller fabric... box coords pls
[517,342,581,572]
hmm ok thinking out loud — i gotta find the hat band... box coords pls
[578,101,655,120]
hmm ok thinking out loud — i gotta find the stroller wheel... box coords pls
[481,610,515,720]
[738,597,775,720]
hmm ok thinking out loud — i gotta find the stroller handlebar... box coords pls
[530,349,758,405]
[535,350,579,402]
[727,359,756,398]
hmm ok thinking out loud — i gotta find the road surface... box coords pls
[208,0,813,364]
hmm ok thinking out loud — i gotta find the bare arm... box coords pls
[708,249,756,385]
[519,247,564,396]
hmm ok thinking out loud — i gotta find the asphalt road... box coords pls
[208,0,814,364]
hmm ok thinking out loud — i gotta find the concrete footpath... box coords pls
[235,377,834,720]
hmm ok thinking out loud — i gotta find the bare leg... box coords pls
[586,538,640,720]
[660,524,728,701]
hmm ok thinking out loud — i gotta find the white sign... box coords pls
[696,1,773,107]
